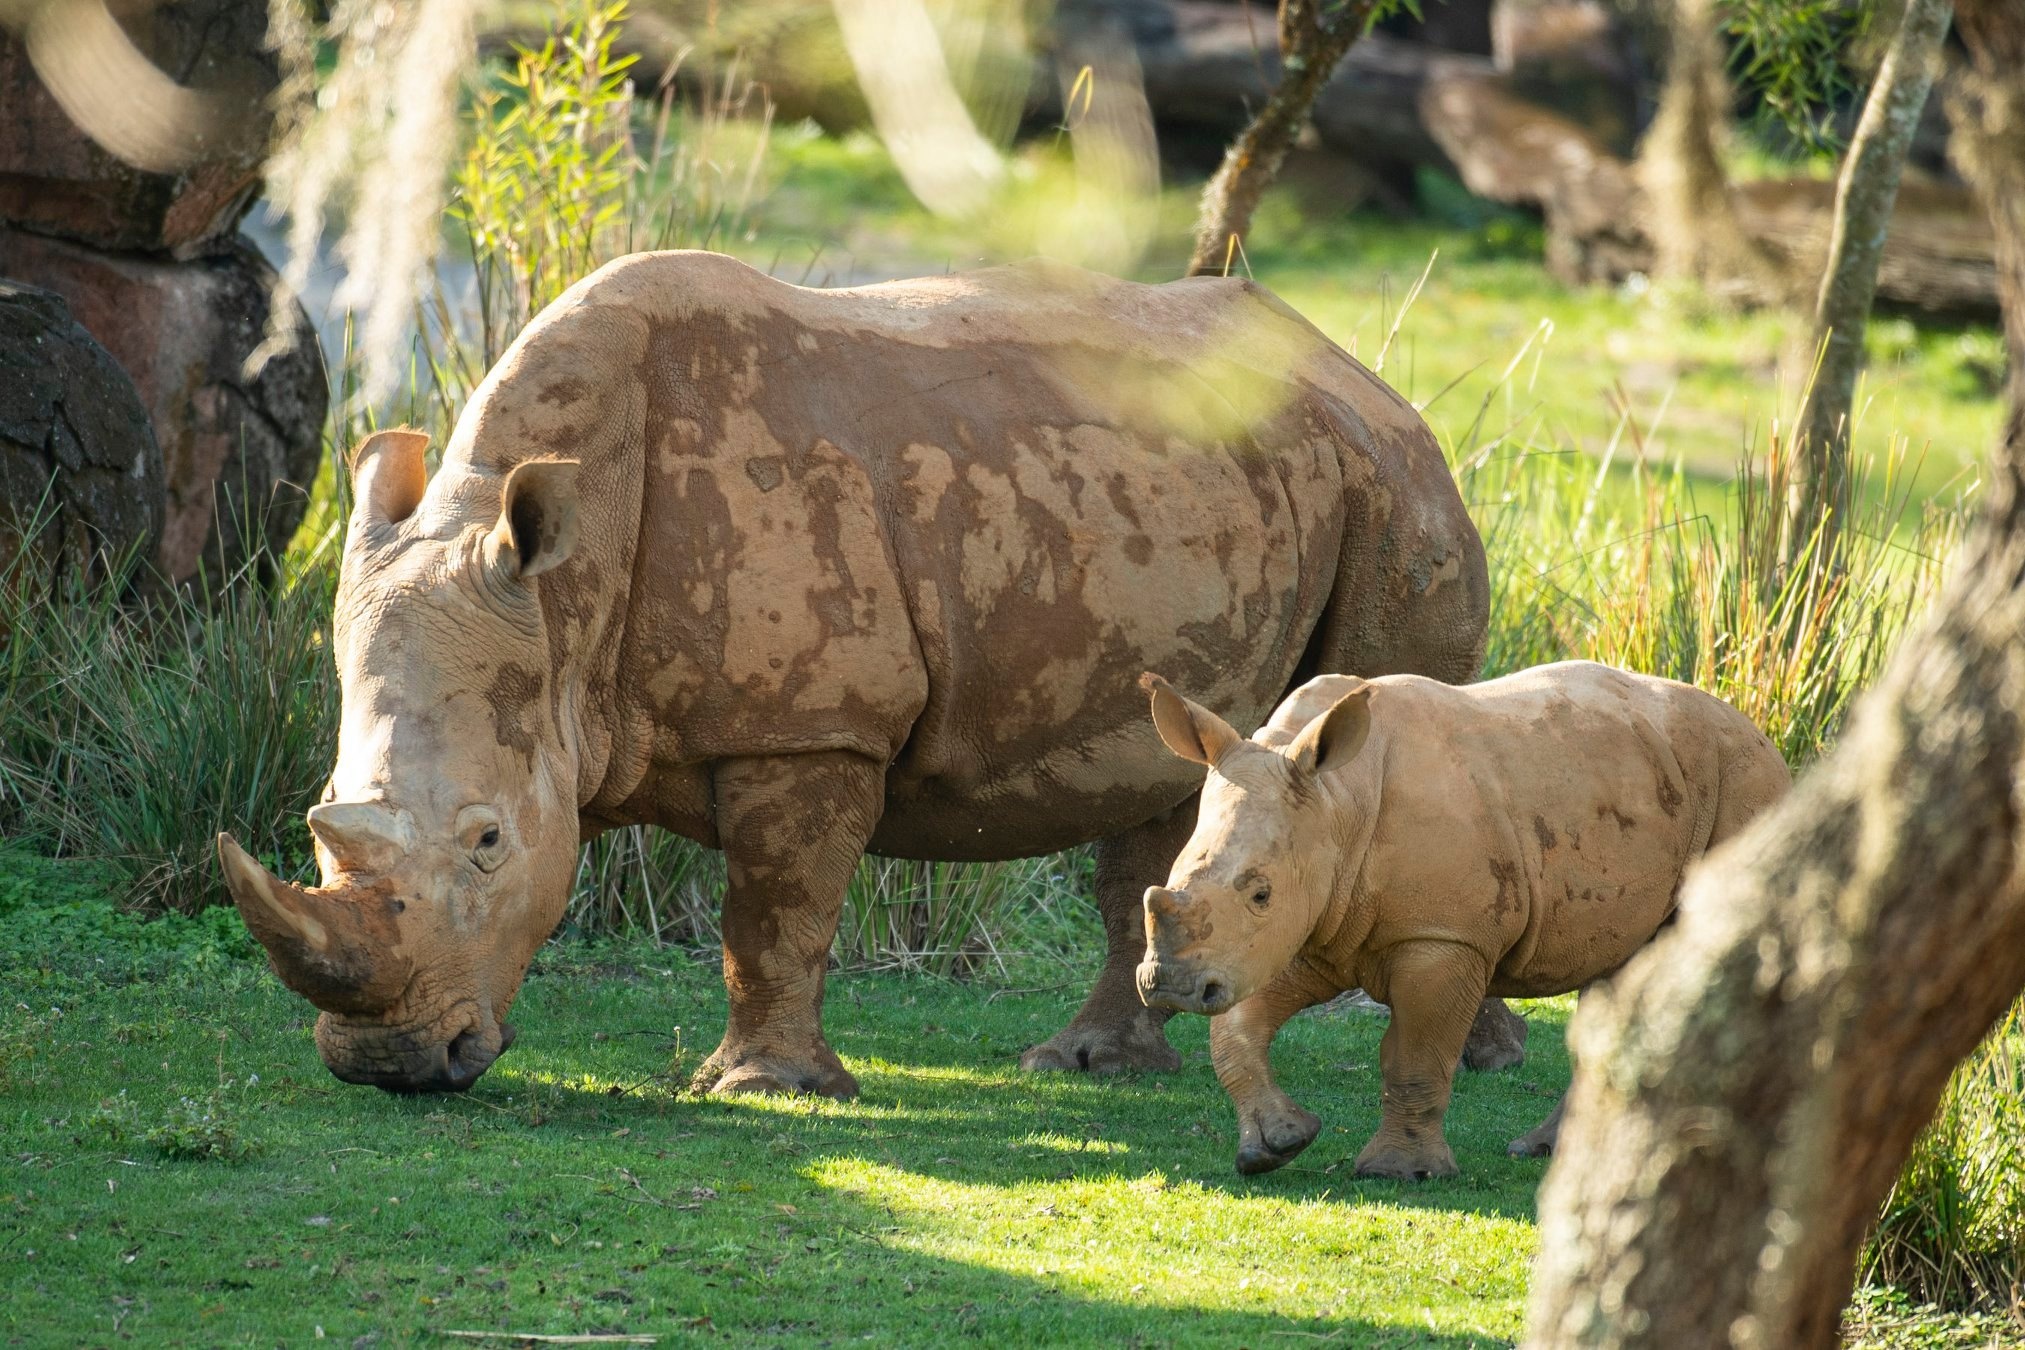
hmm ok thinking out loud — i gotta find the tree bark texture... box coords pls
[1790,0,1954,574]
[1184,0,1375,277]
[1638,0,1773,291]
[1524,4,2025,1345]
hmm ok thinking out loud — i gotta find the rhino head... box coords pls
[219,428,585,1092]
[1133,673,1373,1015]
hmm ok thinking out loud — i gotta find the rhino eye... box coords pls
[479,827,501,850]
[1249,883,1272,910]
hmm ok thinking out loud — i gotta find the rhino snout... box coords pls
[1136,959,1234,1015]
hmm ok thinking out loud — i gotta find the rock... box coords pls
[0,281,163,593]
[0,0,275,256]
[0,229,327,584]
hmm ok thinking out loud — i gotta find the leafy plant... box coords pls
[1863,1002,2025,1315]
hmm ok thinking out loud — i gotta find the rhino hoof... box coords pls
[1352,1140,1458,1181]
[1019,1019,1181,1075]
[692,1044,859,1099]
[1235,1104,1320,1176]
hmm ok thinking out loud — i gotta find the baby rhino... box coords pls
[1134,661,1789,1180]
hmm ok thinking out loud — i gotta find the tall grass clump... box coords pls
[1458,408,1958,768]
[0,549,339,913]
[1863,1002,2025,1317]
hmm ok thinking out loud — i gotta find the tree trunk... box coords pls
[1184,0,1375,277]
[1638,0,1770,291]
[1524,2,2025,1345]
[1787,0,1954,577]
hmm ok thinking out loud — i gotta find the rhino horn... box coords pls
[216,833,412,1015]
[307,801,415,874]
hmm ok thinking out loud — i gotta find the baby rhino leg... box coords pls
[1209,960,1339,1176]
[1357,941,1490,1180]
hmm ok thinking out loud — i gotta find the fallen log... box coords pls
[1419,71,2000,320]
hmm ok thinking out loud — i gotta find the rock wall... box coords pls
[0,282,163,593]
[0,0,326,587]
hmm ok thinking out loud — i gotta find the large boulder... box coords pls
[0,0,274,256]
[0,229,327,584]
[0,281,162,592]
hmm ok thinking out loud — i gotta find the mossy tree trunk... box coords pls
[1184,0,1376,278]
[1787,0,1955,576]
[1524,3,2025,1345]
[1638,0,1769,289]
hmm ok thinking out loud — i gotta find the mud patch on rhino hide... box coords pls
[1533,815,1558,850]
[1489,858,1523,921]
[487,663,544,762]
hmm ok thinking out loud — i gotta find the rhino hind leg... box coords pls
[1019,801,1197,1075]
[1508,1093,1568,1159]
[1461,997,1528,1071]
[691,750,885,1100]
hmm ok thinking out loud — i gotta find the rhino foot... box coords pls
[1353,1134,1458,1181]
[1234,1101,1321,1176]
[692,1040,859,1100]
[1460,998,1528,1072]
[1019,1011,1181,1075]
[1507,1093,1567,1158]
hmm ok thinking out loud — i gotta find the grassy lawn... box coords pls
[3,849,1553,1347]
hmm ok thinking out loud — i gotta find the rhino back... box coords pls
[483,253,1473,859]
[1354,663,1739,996]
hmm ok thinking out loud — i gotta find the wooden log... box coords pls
[1419,70,2000,320]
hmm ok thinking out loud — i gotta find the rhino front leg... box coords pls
[1355,941,1490,1180]
[692,750,885,1100]
[1210,959,1339,1176]
[1020,800,1196,1075]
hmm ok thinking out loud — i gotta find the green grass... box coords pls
[2,849,1549,1347]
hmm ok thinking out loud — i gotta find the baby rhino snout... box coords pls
[1138,886,1234,1014]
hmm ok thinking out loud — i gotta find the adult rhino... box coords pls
[217,251,1497,1096]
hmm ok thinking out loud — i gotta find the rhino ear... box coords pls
[1140,672,1243,768]
[351,428,429,527]
[487,460,581,581]
[1288,685,1373,779]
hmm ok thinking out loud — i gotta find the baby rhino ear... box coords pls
[1288,685,1373,779]
[1141,673,1243,767]
[487,460,580,580]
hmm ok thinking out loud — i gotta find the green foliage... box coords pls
[1864,1003,2025,1315]
[437,0,772,398]
[1721,0,1870,151]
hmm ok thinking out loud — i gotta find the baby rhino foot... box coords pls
[691,1039,859,1100]
[1234,1100,1322,1176]
[1019,1011,1181,1075]
[1354,1133,1458,1181]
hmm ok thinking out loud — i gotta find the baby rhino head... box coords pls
[1134,673,1373,1016]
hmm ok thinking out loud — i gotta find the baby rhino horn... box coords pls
[216,833,412,1015]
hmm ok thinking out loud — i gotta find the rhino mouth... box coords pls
[318,1010,518,1094]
